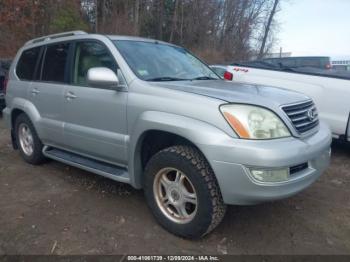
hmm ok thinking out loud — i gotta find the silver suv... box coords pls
[3,31,331,238]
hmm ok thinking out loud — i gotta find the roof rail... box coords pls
[25,31,88,46]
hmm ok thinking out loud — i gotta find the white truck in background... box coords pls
[222,63,350,142]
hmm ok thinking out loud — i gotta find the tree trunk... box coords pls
[101,0,106,32]
[258,0,279,59]
[134,0,140,34]
[169,0,179,42]
[95,0,98,33]
[158,0,164,40]
[180,0,184,44]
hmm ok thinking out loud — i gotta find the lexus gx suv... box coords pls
[3,31,331,238]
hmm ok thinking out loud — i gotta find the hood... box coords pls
[152,80,310,107]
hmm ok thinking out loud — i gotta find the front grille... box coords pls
[282,100,319,134]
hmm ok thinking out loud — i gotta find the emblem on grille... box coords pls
[307,108,316,121]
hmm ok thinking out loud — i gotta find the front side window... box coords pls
[114,40,219,81]
[16,47,41,80]
[42,43,69,83]
[73,41,118,86]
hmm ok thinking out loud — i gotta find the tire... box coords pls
[15,113,46,165]
[144,145,226,238]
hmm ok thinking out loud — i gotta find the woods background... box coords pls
[0,0,281,63]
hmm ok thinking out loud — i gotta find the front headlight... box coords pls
[220,104,291,139]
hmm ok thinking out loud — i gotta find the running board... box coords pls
[43,146,130,184]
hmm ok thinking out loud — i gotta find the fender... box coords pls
[9,97,41,128]
[128,111,234,188]
[4,98,41,149]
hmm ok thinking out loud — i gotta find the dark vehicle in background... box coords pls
[261,56,332,70]
[0,59,12,111]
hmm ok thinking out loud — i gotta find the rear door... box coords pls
[28,42,70,147]
[62,40,128,165]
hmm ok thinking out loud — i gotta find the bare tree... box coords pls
[169,0,180,42]
[0,0,282,63]
[258,0,279,59]
[134,0,140,34]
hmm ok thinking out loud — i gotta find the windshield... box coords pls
[114,40,219,81]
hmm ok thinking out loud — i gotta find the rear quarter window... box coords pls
[16,47,41,80]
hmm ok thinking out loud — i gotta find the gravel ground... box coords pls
[0,116,349,255]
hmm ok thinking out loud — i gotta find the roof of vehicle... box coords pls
[107,35,171,45]
[24,31,174,49]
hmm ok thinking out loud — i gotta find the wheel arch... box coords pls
[11,108,25,128]
[128,111,230,189]
[9,99,41,149]
[132,129,213,189]
[9,98,40,128]
[10,108,27,149]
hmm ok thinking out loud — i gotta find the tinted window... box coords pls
[42,43,69,83]
[16,47,41,80]
[73,41,118,86]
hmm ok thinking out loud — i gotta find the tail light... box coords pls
[224,71,233,81]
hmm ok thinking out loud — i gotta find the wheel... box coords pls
[15,113,46,165]
[144,145,226,238]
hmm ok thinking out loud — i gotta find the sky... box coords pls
[275,0,350,59]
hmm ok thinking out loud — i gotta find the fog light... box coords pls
[250,168,289,182]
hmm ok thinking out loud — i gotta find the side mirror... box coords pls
[87,67,119,90]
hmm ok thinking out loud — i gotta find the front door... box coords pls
[63,40,128,166]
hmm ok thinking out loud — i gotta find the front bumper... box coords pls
[200,122,332,205]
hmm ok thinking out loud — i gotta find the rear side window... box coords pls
[42,43,70,83]
[16,47,41,80]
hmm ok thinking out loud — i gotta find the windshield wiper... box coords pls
[191,76,218,80]
[146,77,188,82]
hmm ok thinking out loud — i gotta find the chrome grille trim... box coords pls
[282,100,319,134]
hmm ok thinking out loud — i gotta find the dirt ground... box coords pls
[0,116,349,255]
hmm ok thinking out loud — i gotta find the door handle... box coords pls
[65,91,77,100]
[31,88,40,95]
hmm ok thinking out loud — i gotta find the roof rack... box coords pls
[25,31,88,46]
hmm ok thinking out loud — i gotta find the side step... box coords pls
[43,146,130,184]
